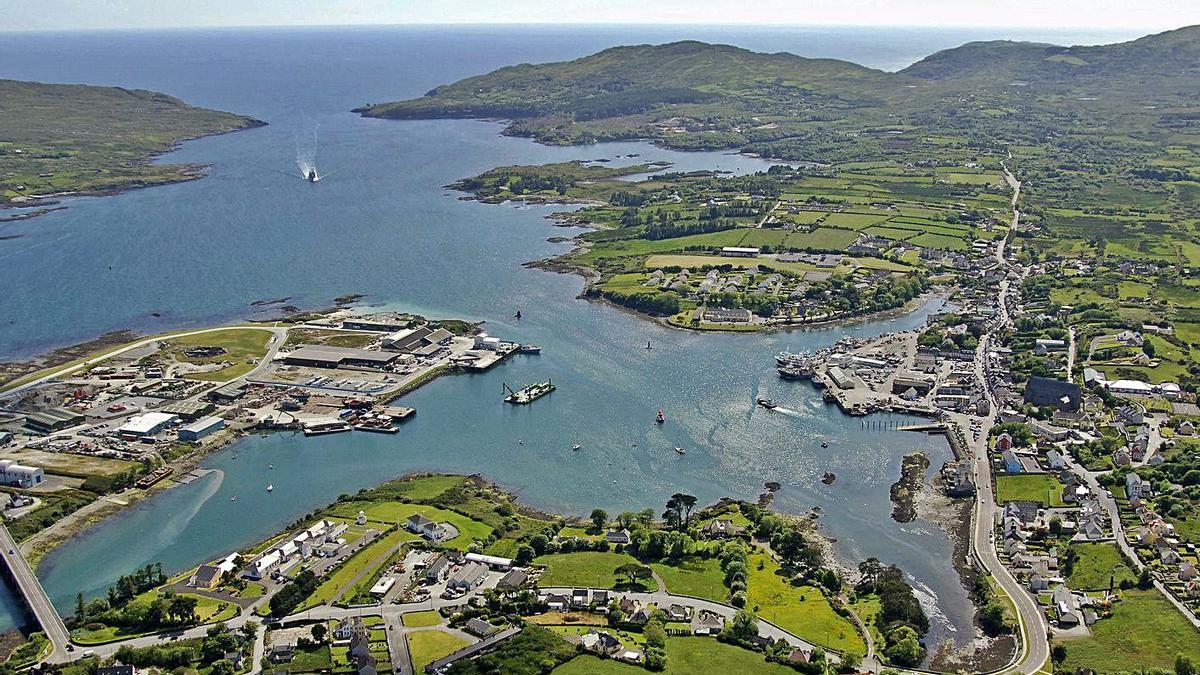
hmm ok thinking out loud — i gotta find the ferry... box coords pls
[656,410,665,424]
[518,344,542,354]
[756,398,778,410]
[504,380,555,405]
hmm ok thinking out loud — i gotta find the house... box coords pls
[1001,450,1023,474]
[605,529,632,545]
[1126,472,1152,499]
[98,666,138,675]
[694,610,724,635]
[425,555,451,583]
[334,617,365,642]
[580,630,623,655]
[348,632,371,660]
[268,628,308,662]
[1029,574,1050,592]
[618,597,638,614]
[996,432,1014,451]
[1161,382,1182,400]
[405,514,449,541]
[190,564,224,590]
[1045,450,1066,470]
[571,588,590,608]
[544,593,569,610]
[1078,519,1104,541]
[701,518,743,538]
[352,653,377,675]
[1030,420,1070,442]
[1180,420,1197,436]
[787,647,814,665]
[629,605,654,624]
[666,603,691,621]
[1181,562,1199,582]
[465,618,500,638]
[1116,406,1144,426]
[1052,586,1081,627]
[702,307,754,323]
[497,568,528,590]
[1024,376,1082,412]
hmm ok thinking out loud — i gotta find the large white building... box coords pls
[0,460,43,488]
[118,412,178,440]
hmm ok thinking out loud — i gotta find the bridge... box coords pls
[0,523,70,661]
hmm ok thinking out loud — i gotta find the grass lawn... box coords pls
[534,552,652,590]
[333,502,491,550]
[0,447,137,478]
[1066,543,1138,591]
[290,644,333,672]
[185,593,238,623]
[166,328,273,382]
[402,610,443,627]
[746,553,864,653]
[1061,589,1200,672]
[650,557,727,602]
[994,474,1068,507]
[406,630,470,672]
[553,637,796,674]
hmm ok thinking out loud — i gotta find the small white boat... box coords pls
[266,484,274,492]
[572,443,581,451]
[230,496,237,501]
[268,464,275,470]
[674,446,685,455]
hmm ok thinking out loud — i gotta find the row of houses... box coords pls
[243,519,349,580]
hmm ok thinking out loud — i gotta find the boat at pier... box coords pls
[777,364,811,380]
[302,419,353,436]
[518,344,541,354]
[504,379,555,404]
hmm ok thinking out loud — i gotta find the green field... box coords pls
[402,611,443,628]
[649,557,727,602]
[994,474,1068,507]
[746,553,863,653]
[1061,590,1200,672]
[406,630,470,672]
[553,637,796,674]
[1066,543,1137,591]
[333,502,492,550]
[166,328,274,382]
[534,552,652,590]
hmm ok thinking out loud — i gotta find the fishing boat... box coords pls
[266,484,274,492]
[656,410,665,424]
[674,446,686,455]
[777,365,811,380]
[504,380,555,404]
[518,344,541,354]
[756,398,778,410]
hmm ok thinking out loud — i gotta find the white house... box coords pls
[0,460,43,488]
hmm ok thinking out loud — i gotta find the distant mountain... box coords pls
[901,25,1200,85]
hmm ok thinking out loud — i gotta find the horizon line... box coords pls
[0,20,1176,36]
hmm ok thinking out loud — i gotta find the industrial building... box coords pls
[281,345,400,369]
[118,412,178,440]
[0,459,43,488]
[382,326,454,355]
[159,400,216,420]
[719,246,760,258]
[24,408,85,434]
[178,416,225,442]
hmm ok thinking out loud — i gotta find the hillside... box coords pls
[0,80,264,208]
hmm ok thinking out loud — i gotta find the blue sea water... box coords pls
[0,24,1136,646]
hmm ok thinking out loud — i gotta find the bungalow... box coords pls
[1181,562,1199,582]
[1045,450,1066,470]
[694,611,724,635]
[497,568,528,590]
[1030,419,1070,442]
[571,588,590,608]
[190,564,224,590]
[580,630,623,655]
[465,618,500,638]
[1052,586,1081,627]
[666,603,691,621]
[605,529,632,545]
[544,593,569,610]
[630,605,654,624]
[701,518,743,538]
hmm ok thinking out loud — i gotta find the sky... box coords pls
[5,0,1198,32]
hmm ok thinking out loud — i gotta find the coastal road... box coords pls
[0,523,71,662]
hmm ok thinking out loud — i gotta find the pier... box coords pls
[0,523,70,660]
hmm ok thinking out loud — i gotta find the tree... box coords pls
[883,626,924,667]
[311,622,327,643]
[666,493,698,529]
[724,609,758,643]
[1178,654,1198,675]
[644,620,667,649]
[515,544,536,566]
[1050,643,1067,665]
[590,508,608,531]
[530,533,550,555]
[210,660,235,675]
[614,563,653,588]
[241,620,259,642]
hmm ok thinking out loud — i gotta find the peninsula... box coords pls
[0,79,263,213]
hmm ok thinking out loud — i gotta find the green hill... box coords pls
[0,79,263,207]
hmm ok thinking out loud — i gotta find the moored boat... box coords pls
[656,409,665,423]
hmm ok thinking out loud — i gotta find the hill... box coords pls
[0,80,264,209]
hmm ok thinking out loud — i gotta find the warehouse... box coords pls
[0,460,43,488]
[24,408,85,434]
[178,416,225,442]
[828,366,856,390]
[118,412,178,440]
[382,326,454,354]
[159,400,216,420]
[282,345,400,369]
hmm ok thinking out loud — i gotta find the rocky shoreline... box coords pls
[889,452,930,523]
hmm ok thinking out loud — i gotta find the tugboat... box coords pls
[656,410,665,424]
[756,397,778,410]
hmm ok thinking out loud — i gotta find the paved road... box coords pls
[0,523,71,661]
